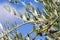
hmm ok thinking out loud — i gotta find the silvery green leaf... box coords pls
[0,23,3,31]
[9,0,12,3]
[28,2,34,13]
[34,0,42,3]
[32,9,38,17]
[29,17,34,22]
[41,14,46,20]
[38,18,44,22]
[7,27,11,32]
[46,36,53,40]
[50,16,59,25]
[13,8,17,15]
[14,0,18,4]
[21,1,30,11]
[57,0,60,2]
[36,7,41,15]
[34,0,39,2]
[43,9,50,17]
[54,10,58,17]
[18,11,27,21]
[18,11,22,17]
[4,4,11,13]
[25,36,30,40]
[25,13,30,21]
[19,33,23,40]
[43,1,47,5]
[22,14,27,21]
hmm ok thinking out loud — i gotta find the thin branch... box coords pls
[24,31,33,37]
[0,21,31,39]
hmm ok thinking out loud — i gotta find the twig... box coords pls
[0,21,31,39]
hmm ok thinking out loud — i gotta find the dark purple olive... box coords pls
[49,30,59,34]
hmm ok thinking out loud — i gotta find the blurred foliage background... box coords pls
[0,0,60,40]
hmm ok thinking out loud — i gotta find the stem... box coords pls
[0,21,31,39]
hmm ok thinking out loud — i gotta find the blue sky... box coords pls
[0,0,46,40]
